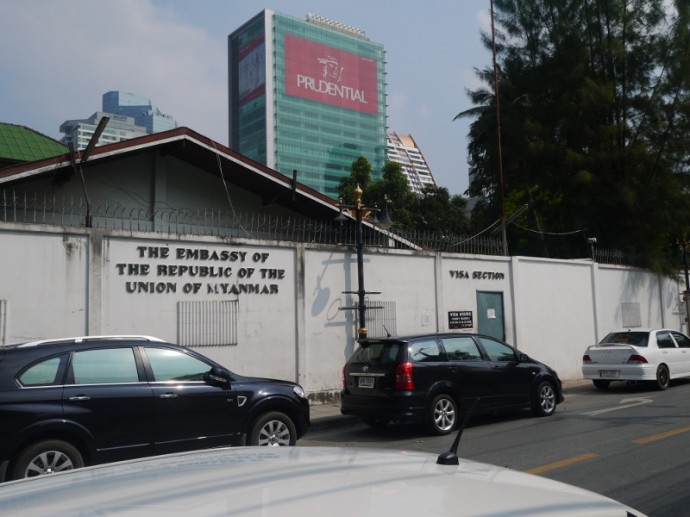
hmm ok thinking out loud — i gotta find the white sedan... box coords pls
[582,328,690,390]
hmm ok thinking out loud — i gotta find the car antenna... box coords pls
[382,324,391,338]
[436,398,480,466]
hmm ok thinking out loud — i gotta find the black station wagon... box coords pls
[341,333,563,434]
[0,335,310,481]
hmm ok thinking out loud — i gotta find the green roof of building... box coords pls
[0,123,67,164]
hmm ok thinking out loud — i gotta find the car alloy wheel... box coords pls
[12,440,84,480]
[250,411,297,446]
[428,394,457,435]
[655,364,670,390]
[532,381,557,417]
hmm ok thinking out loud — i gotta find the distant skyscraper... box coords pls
[59,91,177,150]
[102,91,177,134]
[228,10,387,198]
[386,130,437,195]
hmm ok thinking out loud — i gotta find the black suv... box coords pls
[341,333,563,434]
[0,335,310,481]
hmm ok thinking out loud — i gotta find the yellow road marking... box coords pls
[526,425,690,475]
[526,453,599,475]
[633,424,690,444]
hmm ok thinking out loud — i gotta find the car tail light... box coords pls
[627,354,648,364]
[342,364,347,389]
[582,354,593,364]
[395,362,414,390]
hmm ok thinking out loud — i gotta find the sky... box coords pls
[0,0,493,196]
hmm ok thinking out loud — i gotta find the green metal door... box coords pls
[477,291,505,341]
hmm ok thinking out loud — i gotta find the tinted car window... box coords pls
[442,336,482,361]
[408,339,442,363]
[18,356,66,387]
[477,337,517,362]
[600,332,649,346]
[145,348,210,381]
[671,331,690,348]
[350,342,402,365]
[71,348,139,384]
[657,331,676,349]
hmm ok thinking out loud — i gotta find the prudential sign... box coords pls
[284,34,378,114]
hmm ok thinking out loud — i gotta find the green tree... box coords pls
[459,0,690,270]
[416,185,470,235]
[368,161,417,230]
[338,156,372,205]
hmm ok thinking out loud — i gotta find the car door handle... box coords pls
[68,396,91,401]
[159,393,178,399]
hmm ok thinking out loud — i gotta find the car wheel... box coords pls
[362,417,390,429]
[655,364,670,390]
[11,440,84,480]
[593,380,610,390]
[427,394,458,435]
[532,381,557,417]
[249,411,297,446]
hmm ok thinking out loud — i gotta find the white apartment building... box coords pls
[386,130,437,195]
[59,112,147,150]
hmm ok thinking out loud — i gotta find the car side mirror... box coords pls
[518,353,529,362]
[204,367,230,386]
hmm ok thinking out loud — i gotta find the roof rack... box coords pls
[18,335,166,348]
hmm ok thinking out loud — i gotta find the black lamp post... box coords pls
[336,184,391,340]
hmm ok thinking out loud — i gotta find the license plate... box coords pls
[358,376,375,388]
[599,370,620,378]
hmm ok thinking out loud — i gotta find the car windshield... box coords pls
[600,332,649,347]
[350,341,401,365]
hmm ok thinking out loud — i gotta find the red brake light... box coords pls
[395,362,414,390]
[627,354,648,364]
[582,354,592,364]
[342,364,347,389]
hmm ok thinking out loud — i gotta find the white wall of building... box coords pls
[0,223,684,402]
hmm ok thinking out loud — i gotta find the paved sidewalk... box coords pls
[309,379,591,433]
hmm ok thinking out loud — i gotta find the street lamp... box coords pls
[336,184,391,340]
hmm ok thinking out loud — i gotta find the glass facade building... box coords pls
[102,91,177,134]
[60,91,177,150]
[228,11,387,198]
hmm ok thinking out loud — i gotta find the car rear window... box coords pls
[350,342,402,365]
[600,332,649,347]
[408,339,442,362]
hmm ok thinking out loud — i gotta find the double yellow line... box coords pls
[526,425,690,475]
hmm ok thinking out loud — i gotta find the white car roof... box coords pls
[0,446,645,516]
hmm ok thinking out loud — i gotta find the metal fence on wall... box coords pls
[0,190,637,262]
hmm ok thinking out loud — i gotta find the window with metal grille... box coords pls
[366,299,397,338]
[621,302,642,328]
[177,300,239,347]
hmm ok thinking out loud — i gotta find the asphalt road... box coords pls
[303,379,690,517]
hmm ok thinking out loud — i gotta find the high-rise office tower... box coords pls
[60,92,177,150]
[386,130,437,195]
[102,91,177,134]
[228,11,387,198]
